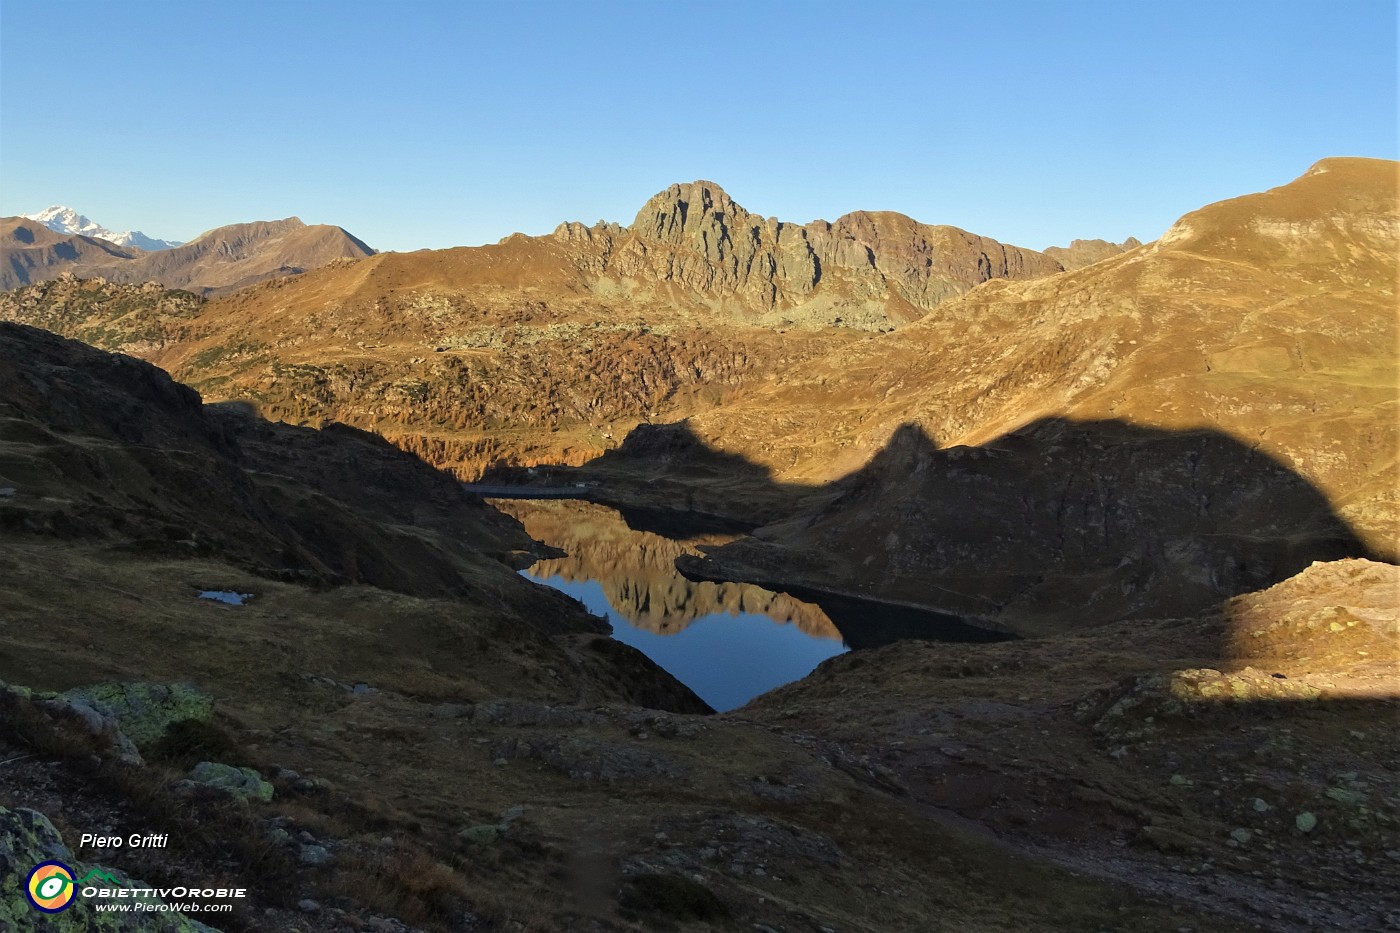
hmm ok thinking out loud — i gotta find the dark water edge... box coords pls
[675,558,1016,650]
[610,502,761,538]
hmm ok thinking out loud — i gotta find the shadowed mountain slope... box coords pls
[676,418,1376,636]
[632,158,1398,609]
[0,318,709,708]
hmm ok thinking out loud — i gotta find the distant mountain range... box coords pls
[22,205,183,251]
[4,190,1144,309]
[0,213,375,295]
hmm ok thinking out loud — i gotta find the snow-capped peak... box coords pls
[22,205,183,251]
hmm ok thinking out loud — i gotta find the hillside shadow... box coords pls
[545,416,1384,650]
[482,419,822,534]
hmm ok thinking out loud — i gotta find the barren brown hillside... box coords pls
[1044,235,1144,270]
[0,215,374,294]
[655,158,1397,625]
[5,321,1395,932]
[0,181,1081,479]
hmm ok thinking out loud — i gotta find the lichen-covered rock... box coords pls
[11,681,144,765]
[0,806,220,931]
[0,807,72,869]
[0,679,33,701]
[57,682,214,747]
[187,761,274,803]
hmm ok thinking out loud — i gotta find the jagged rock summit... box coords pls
[553,179,1066,326]
[1044,236,1143,270]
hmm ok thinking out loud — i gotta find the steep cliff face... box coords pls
[554,180,1064,325]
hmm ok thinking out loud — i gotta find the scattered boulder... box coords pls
[1325,786,1368,806]
[186,761,274,803]
[56,682,214,747]
[298,844,331,865]
[458,825,499,846]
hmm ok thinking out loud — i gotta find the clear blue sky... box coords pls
[2,1,1394,252]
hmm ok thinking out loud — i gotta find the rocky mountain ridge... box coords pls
[617,157,1398,626]
[0,214,374,294]
[1044,235,1143,270]
[552,179,1067,327]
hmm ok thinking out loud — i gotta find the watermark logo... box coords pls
[25,861,77,913]
[22,860,243,916]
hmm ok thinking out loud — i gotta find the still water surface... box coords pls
[500,499,845,711]
[524,572,846,712]
[500,499,1009,711]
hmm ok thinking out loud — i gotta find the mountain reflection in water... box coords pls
[498,499,846,710]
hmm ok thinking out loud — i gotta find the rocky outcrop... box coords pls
[1043,237,1142,271]
[1224,558,1398,689]
[184,761,275,803]
[56,683,214,747]
[553,180,1064,325]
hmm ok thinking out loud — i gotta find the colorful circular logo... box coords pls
[26,861,77,913]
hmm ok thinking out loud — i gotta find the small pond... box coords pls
[198,590,253,606]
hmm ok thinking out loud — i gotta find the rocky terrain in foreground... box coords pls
[1,159,1395,930]
[2,313,1397,932]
